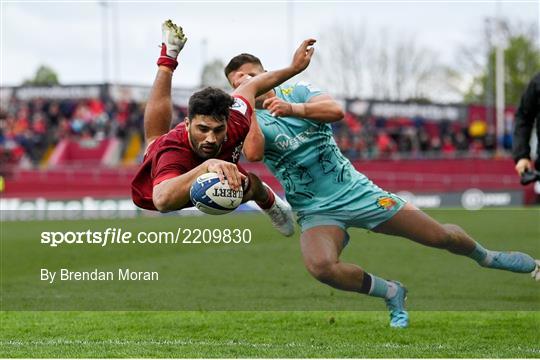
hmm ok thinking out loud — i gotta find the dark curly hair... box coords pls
[224,53,264,78]
[188,87,235,121]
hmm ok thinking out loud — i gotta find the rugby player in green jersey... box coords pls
[225,52,540,328]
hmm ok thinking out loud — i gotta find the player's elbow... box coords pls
[152,187,176,213]
[331,106,345,122]
[153,194,172,212]
[316,102,344,123]
[244,151,264,162]
[243,146,264,162]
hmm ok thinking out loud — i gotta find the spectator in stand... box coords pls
[57,117,72,139]
[439,119,452,138]
[483,127,497,153]
[454,132,469,155]
[376,130,396,158]
[418,128,431,153]
[398,127,419,156]
[441,135,456,157]
[430,136,442,154]
[469,138,485,156]
[46,101,61,127]
[32,113,47,136]
[114,100,130,139]
[352,134,366,160]
[14,108,30,135]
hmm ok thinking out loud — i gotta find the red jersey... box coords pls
[131,95,252,210]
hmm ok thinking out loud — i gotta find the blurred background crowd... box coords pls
[0,92,514,168]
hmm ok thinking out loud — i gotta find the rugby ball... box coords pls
[189,172,243,215]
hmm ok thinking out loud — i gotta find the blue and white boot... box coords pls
[384,281,409,328]
[483,251,537,273]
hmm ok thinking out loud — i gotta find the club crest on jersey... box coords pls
[376,196,397,211]
[232,143,243,162]
[230,98,248,116]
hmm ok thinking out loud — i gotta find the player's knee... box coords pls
[305,258,337,284]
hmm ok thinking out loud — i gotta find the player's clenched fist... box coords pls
[204,159,245,190]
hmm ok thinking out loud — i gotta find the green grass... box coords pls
[1,209,539,357]
[1,311,539,357]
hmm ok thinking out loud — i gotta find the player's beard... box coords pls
[188,130,222,159]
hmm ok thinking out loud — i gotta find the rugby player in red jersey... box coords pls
[131,20,316,236]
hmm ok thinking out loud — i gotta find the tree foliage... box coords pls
[462,21,540,105]
[23,65,60,86]
[304,23,447,101]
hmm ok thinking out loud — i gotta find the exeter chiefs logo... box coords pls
[376,196,397,211]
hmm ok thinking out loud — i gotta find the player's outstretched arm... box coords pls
[233,39,316,107]
[145,20,188,144]
[236,39,315,162]
[152,159,245,212]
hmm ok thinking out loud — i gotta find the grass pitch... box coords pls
[2,311,539,357]
[1,209,539,357]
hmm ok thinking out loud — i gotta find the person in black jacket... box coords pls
[513,73,540,176]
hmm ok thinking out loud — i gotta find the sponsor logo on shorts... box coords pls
[376,196,397,211]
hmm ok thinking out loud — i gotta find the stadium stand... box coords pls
[1,85,518,167]
[1,84,537,207]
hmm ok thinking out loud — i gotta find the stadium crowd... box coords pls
[0,96,146,165]
[0,95,510,167]
[333,112,508,160]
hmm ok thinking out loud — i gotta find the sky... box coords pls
[1,0,539,96]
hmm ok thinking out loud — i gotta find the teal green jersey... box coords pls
[257,82,376,214]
